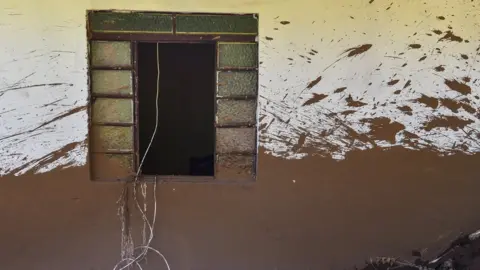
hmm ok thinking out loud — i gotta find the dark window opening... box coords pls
[138,43,216,176]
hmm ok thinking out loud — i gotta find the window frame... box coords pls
[86,10,259,183]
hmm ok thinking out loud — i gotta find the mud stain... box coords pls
[424,116,474,131]
[461,54,469,59]
[334,87,347,93]
[265,36,273,41]
[346,95,367,107]
[340,110,356,116]
[402,131,420,140]
[360,117,405,143]
[439,31,463,42]
[302,93,328,106]
[397,105,413,115]
[444,79,471,95]
[434,65,445,72]
[432,29,442,35]
[461,103,476,114]
[0,106,86,142]
[393,90,401,94]
[462,77,471,83]
[306,76,322,89]
[440,98,462,112]
[409,44,422,49]
[437,16,446,20]
[387,79,399,86]
[343,44,373,57]
[369,0,374,3]
[9,141,83,175]
[292,133,307,152]
[418,56,427,61]
[403,80,411,89]
[415,94,439,109]
[280,21,290,25]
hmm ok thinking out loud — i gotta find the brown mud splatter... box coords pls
[302,93,328,106]
[424,116,473,131]
[432,29,442,35]
[346,95,367,107]
[437,16,446,20]
[369,0,374,3]
[418,55,427,61]
[360,117,405,143]
[461,54,469,59]
[387,79,399,86]
[409,44,422,49]
[265,36,273,41]
[401,63,407,67]
[393,90,401,94]
[8,141,84,176]
[280,21,290,25]
[334,87,347,93]
[444,79,471,95]
[403,80,411,89]
[397,105,413,115]
[402,131,420,140]
[0,106,87,142]
[434,65,445,72]
[461,103,476,114]
[415,94,439,109]
[440,98,462,112]
[292,133,307,152]
[439,31,463,42]
[340,110,356,116]
[306,76,322,89]
[343,44,372,57]
[462,77,471,83]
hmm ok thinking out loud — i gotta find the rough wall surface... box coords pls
[1,0,480,270]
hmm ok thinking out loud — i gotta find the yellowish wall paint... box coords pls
[0,0,479,175]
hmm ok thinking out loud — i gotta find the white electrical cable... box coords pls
[114,42,171,270]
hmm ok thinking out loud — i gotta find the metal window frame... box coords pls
[87,10,259,183]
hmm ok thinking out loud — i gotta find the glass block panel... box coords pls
[216,127,256,154]
[92,98,133,124]
[176,14,258,34]
[91,153,134,181]
[216,100,256,126]
[91,125,133,152]
[216,154,255,180]
[91,41,131,67]
[217,71,257,97]
[218,43,258,69]
[91,70,133,96]
[89,12,173,33]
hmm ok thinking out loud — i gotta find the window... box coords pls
[87,11,259,182]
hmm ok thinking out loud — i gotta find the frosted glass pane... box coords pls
[91,41,131,67]
[91,126,133,152]
[216,100,256,126]
[217,71,257,97]
[92,70,133,96]
[218,43,258,69]
[216,128,255,154]
[92,98,133,124]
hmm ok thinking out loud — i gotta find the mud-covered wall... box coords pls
[1,0,480,270]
